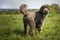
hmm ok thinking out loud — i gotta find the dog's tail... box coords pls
[20,4,27,15]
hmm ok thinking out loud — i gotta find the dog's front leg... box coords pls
[38,20,43,32]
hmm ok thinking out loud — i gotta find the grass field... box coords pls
[0,6,60,40]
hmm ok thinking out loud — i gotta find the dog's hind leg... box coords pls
[28,19,35,37]
[23,16,28,35]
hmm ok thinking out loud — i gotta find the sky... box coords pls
[0,0,60,9]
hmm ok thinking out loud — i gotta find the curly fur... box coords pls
[20,4,51,36]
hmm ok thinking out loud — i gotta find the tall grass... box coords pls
[0,6,60,40]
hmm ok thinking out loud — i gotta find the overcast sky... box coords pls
[0,0,60,9]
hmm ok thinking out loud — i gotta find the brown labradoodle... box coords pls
[20,4,51,36]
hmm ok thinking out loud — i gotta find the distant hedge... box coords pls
[0,10,20,14]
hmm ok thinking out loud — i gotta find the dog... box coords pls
[20,4,51,36]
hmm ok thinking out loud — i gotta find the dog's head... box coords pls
[40,4,51,15]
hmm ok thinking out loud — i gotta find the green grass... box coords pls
[0,7,60,40]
